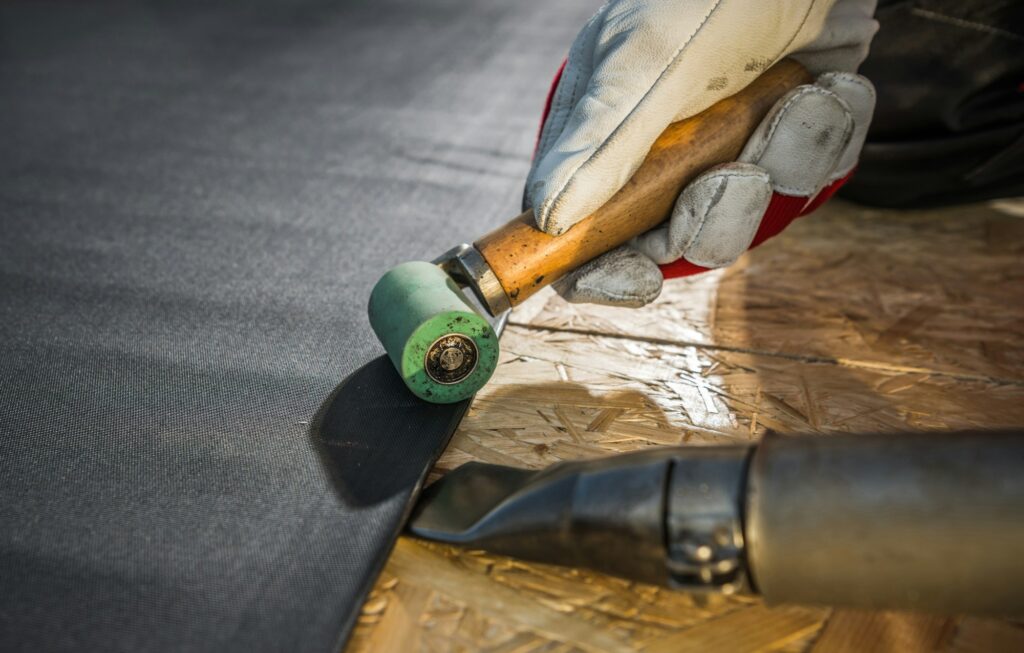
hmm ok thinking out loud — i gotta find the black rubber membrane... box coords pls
[0,1,588,650]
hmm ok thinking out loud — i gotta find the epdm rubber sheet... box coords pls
[0,1,591,650]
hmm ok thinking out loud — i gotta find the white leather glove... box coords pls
[525,0,878,307]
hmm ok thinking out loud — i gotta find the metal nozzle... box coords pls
[409,446,752,590]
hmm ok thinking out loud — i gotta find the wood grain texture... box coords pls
[476,60,811,306]
[348,199,1024,652]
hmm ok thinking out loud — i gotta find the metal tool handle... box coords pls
[473,59,810,306]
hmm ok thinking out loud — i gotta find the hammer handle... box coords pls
[475,59,811,306]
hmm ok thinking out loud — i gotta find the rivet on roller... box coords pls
[425,334,478,384]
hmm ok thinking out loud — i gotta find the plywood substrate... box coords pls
[347,199,1024,653]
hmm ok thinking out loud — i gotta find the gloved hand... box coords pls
[525,0,878,307]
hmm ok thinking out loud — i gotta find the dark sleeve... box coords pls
[840,0,1024,208]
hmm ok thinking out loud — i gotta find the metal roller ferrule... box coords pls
[434,243,511,316]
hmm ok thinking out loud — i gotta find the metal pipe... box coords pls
[746,430,1024,614]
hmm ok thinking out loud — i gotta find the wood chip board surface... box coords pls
[348,200,1024,653]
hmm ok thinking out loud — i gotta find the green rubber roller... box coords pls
[368,261,499,403]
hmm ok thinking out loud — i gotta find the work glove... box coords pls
[525,0,878,307]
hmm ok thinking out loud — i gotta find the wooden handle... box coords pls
[475,59,811,306]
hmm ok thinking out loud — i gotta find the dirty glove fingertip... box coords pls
[554,247,663,307]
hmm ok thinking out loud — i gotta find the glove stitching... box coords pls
[536,66,579,165]
[752,85,855,196]
[682,170,766,267]
[540,16,597,163]
[537,54,586,169]
[535,7,608,186]
[532,6,610,214]
[542,0,726,228]
[571,280,649,304]
[818,73,875,182]
[681,173,725,263]
[771,184,816,197]
[808,89,855,192]
[828,166,855,182]
[763,0,818,72]
[746,85,819,164]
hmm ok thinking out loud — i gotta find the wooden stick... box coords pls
[475,59,811,306]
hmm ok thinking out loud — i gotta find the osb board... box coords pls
[347,200,1024,653]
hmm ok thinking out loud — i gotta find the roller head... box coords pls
[368,261,499,403]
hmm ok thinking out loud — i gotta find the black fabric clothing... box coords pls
[0,1,588,651]
[844,0,1024,207]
